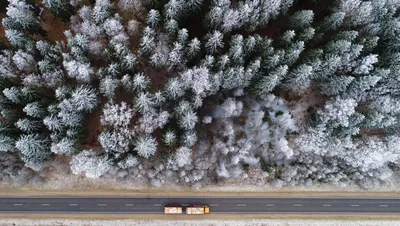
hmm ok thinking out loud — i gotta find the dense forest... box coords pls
[1,0,400,189]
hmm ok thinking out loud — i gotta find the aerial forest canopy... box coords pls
[0,0,400,189]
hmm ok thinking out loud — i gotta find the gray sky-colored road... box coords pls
[0,197,399,213]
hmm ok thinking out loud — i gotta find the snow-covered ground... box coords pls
[3,163,400,192]
[0,219,398,226]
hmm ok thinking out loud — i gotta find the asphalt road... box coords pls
[0,197,399,214]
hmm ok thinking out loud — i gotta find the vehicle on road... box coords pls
[186,206,210,214]
[164,206,183,214]
[164,205,210,214]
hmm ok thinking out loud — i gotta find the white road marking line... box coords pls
[266,204,275,207]
[97,204,107,206]
[293,204,302,207]
[322,204,331,207]
[69,204,78,206]
[153,204,162,207]
[41,204,50,206]
[209,204,218,207]
[379,205,388,207]
[125,204,134,207]
[237,204,247,207]
[351,205,360,207]
[182,204,189,207]
[13,204,23,206]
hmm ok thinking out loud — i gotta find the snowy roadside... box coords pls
[2,154,400,194]
[3,173,400,195]
[2,172,400,194]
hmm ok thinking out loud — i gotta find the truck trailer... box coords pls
[186,206,210,214]
[164,206,183,214]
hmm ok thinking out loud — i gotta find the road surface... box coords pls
[0,197,399,214]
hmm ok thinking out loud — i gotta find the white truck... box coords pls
[186,206,210,214]
[164,205,210,214]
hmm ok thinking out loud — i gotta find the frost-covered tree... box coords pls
[63,59,94,83]
[163,130,176,146]
[67,86,99,112]
[15,134,51,167]
[42,0,73,22]
[180,67,211,96]
[12,50,35,72]
[101,102,134,128]
[4,29,34,50]
[205,30,224,54]
[288,10,314,30]
[71,149,111,179]
[154,91,166,105]
[175,146,192,167]
[229,35,244,65]
[177,28,189,44]
[118,154,139,169]
[4,0,40,30]
[318,97,358,129]
[139,110,169,134]
[99,130,131,153]
[320,76,354,96]
[164,0,184,20]
[182,130,197,147]
[139,26,155,56]
[320,12,345,31]
[3,87,22,104]
[134,135,157,158]
[132,73,150,92]
[178,108,198,130]
[15,118,41,133]
[99,76,120,100]
[253,65,288,95]
[135,92,155,114]
[0,135,15,152]
[285,64,313,93]
[165,77,184,100]
[51,138,77,155]
[168,42,185,70]
[43,115,64,132]
[147,9,160,28]
[164,19,178,35]
[186,0,203,10]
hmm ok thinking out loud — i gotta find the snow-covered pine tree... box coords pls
[15,118,42,133]
[135,92,155,114]
[42,0,73,22]
[288,10,314,30]
[68,86,99,112]
[0,135,15,152]
[51,137,78,155]
[163,130,176,146]
[165,77,184,100]
[4,0,40,31]
[319,76,354,96]
[186,38,201,59]
[139,26,156,56]
[147,9,160,28]
[99,76,120,100]
[15,134,51,166]
[253,65,288,96]
[134,135,157,158]
[205,30,224,54]
[229,35,244,65]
